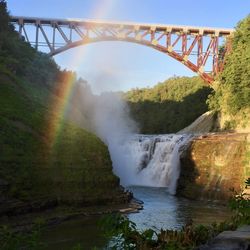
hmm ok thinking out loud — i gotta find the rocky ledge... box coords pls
[177,133,250,201]
[199,225,250,250]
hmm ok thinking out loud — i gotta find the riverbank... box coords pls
[0,195,143,233]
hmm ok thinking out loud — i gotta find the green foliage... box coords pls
[208,15,250,117]
[0,73,120,204]
[100,214,158,249]
[100,214,236,250]
[229,178,250,225]
[71,244,84,250]
[223,120,237,130]
[0,224,45,250]
[125,76,212,133]
[0,1,13,33]
[0,1,121,206]
[24,52,59,88]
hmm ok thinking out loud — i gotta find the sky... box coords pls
[7,0,250,93]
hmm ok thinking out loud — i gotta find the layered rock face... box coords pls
[177,133,250,200]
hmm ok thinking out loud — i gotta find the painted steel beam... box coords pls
[10,15,234,84]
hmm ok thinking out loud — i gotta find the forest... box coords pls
[124,76,212,133]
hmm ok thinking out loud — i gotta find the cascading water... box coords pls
[70,88,193,196]
[111,134,192,195]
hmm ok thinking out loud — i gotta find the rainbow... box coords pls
[47,72,76,150]
[46,0,116,150]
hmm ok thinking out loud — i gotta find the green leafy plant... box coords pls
[0,224,45,250]
[99,214,158,249]
[229,178,250,225]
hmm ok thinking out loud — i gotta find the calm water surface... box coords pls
[128,186,232,231]
[42,216,106,250]
[42,186,232,249]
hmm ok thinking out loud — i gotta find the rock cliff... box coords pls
[177,133,250,200]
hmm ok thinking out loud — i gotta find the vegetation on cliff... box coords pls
[208,15,250,130]
[124,76,212,133]
[0,0,125,211]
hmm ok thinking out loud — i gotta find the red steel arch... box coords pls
[11,16,234,84]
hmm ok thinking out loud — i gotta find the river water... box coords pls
[128,186,231,231]
[42,134,232,249]
[42,186,232,249]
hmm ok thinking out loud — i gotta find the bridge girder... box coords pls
[11,16,234,84]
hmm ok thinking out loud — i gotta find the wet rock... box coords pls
[199,225,250,250]
[120,198,143,213]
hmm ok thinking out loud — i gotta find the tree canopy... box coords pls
[124,76,212,133]
[208,15,250,115]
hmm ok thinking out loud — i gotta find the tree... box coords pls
[208,15,250,115]
[0,0,12,33]
[125,76,212,133]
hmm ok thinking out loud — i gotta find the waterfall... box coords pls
[112,134,192,195]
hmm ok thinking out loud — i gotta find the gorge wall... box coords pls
[0,3,131,217]
[177,133,250,201]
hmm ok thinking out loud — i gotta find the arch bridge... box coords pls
[11,16,234,84]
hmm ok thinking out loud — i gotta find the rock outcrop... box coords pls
[199,225,250,250]
[177,111,217,134]
[177,133,250,200]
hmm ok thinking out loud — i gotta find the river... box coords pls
[42,134,232,249]
[42,186,232,249]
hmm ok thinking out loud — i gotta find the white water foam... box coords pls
[113,134,192,195]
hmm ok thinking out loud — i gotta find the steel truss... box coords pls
[11,16,234,84]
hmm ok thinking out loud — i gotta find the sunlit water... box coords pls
[42,186,232,249]
[128,186,232,231]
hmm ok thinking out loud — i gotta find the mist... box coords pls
[65,79,188,195]
[65,79,138,186]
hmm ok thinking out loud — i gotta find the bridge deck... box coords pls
[11,16,234,36]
